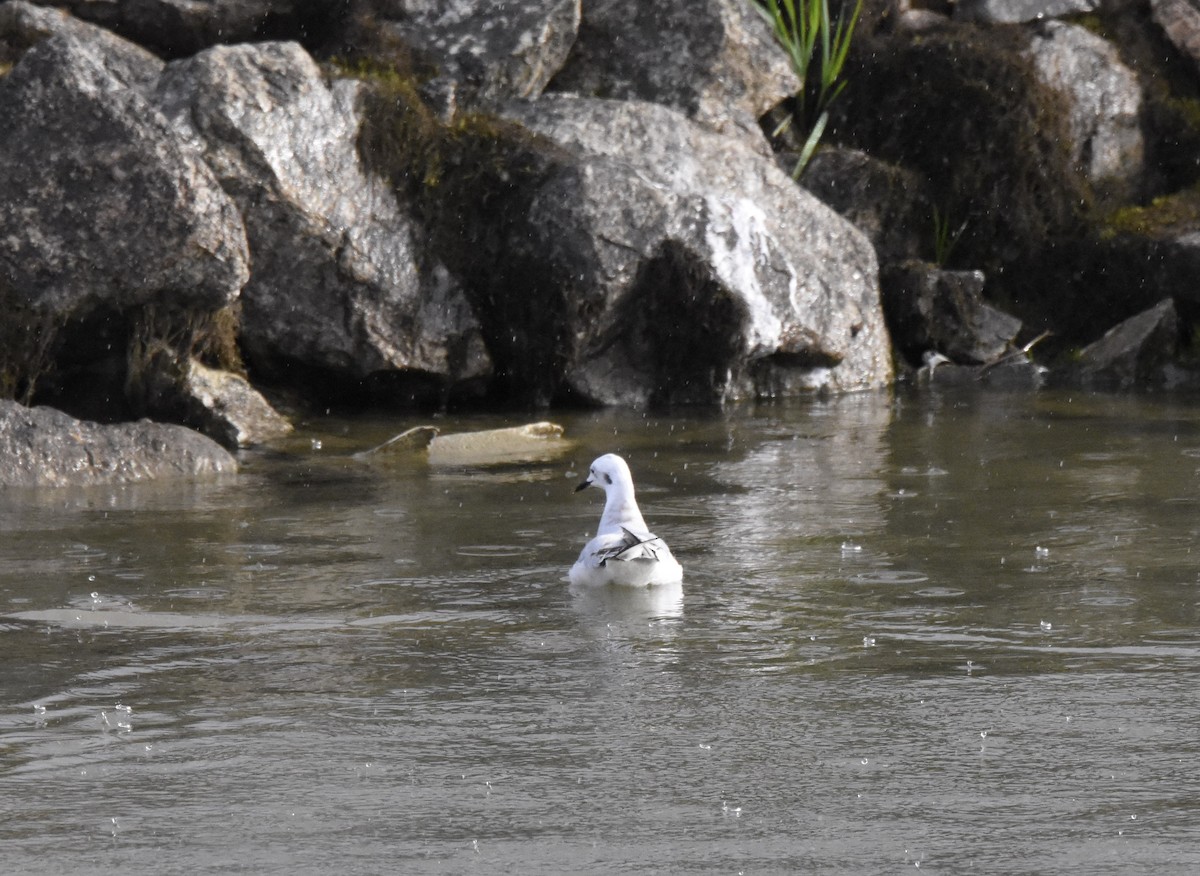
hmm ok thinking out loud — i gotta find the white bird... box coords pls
[569,453,683,588]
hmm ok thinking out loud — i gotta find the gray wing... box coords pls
[595,526,663,566]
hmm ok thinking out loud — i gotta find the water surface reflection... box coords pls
[3,390,1200,873]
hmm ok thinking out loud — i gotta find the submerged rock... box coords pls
[0,400,236,487]
[153,41,491,401]
[356,422,572,466]
[427,422,572,466]
[497,95,892,405]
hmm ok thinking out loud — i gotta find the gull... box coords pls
[569,453,683,588]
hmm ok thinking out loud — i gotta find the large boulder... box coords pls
[0,399,236,487]
[548,0,797,148]
[496,95,892,405]
[153,41,492,401]
[1023,21,1144,195]
[0,30,249,321]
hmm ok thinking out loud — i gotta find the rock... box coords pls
[922,359,1046,389]
[153,41,491,401]
[1023,21,1144,194]
[497,95,892,405]
[0,30,249,321]
[881,261,1022,366]
[175,359,293,448]
[0,0,114,57]
[548,0,797,147]
[801,147,934,265]
[23,0,301,56]
[427,422,572,466]
[1152,0,1200,80]
[1073,298,1179,386]
[955,0,1098,23]
[352,0,581,115]
[0,399,236,487]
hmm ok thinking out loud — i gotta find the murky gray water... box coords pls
[4,389,1200,874]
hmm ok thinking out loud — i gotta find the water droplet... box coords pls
[311,439,323,450]
[863,636,876,647]
[1035,546,1049,558]
[1040,620,1053,631]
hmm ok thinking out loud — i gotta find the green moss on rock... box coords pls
[344,63,580,405]
[831,25,1089,273]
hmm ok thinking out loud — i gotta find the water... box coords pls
[3,388,1200,873]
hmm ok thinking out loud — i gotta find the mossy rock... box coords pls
[345,64,581,405]
[830,25,1089,273]
[1100,187,1200,239]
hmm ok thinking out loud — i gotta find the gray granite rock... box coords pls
[153,41,491,395]
[498,95,892,405]
[1024,21,1144,193]
[882,261,1022,366]
[0,30,249,320]
[1074,299,1179,386]
[0,399,237,487]
[548,0,796,147]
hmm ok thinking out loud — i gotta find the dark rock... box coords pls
[497,95,892,405]
[548,0,796,148]
[24,0,303,57]
[881,261,1022,366]
[0,399,236,487]
[349,0,580,115]
[833,28,1091,277]
[955,0,1098,23]
[0,0,115,61]
[922,358,1046,389]
[1023,21,1144,195]
[1073,298,1179,386]
[153,41,491,401]
[801,147,934,265]
[0,30,249,321]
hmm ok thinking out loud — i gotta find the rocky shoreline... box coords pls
[3,0,1199,484]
